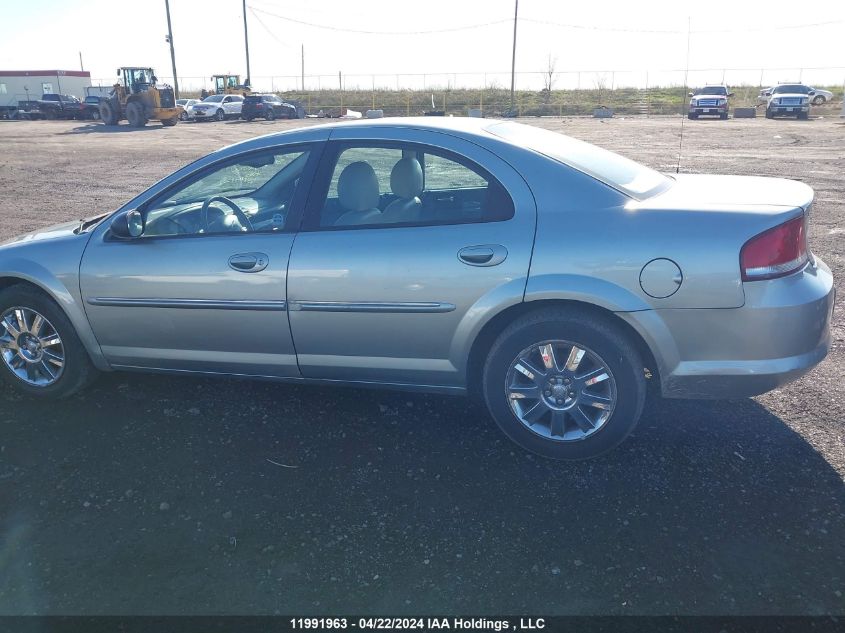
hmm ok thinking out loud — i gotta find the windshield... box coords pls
[773,85,808,94]
[487,122,672,199]
[203,95,225,103]
[694,86,727,96]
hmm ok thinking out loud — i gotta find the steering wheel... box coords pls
[201,195,254,232]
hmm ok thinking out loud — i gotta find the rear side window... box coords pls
[314,143,514,229]
[489,121,672,199]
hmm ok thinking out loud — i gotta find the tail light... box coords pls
[740,214,808,281]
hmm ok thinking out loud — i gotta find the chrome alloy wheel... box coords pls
[505,340,617,441]
[0,307,65,386]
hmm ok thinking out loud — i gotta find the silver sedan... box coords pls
[0,119,834,459]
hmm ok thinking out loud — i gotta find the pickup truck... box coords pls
[37,93,84,120]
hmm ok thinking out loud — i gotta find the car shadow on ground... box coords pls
[59,124,168,134]
[0,372,842,615]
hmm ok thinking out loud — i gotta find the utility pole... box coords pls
[164,0,180,99]
[78,51,84,71]
[243,0,251,86]
[509,0,519,114]
[301,44,305,92]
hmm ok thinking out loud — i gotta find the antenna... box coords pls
[676,16,691,174]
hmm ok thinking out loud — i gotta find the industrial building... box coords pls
[0,70,92,108]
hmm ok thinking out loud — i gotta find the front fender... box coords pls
[0,255,110,371]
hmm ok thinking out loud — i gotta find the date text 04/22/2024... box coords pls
[289,618,546,630]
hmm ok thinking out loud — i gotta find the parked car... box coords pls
[190,94,243,121]
[241,94,298,121]
[176,98,201,121]
[39,94,84,120]
[765,84,813,119]
[0,119,833,460]
[760,83,832,107]
[687,85,733,119]
[80,96,102,120]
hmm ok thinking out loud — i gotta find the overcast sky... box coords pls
[2,0,843,91]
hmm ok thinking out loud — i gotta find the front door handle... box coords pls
[458,245,508,267]
[228,252,269,273]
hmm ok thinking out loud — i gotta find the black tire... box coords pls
[100,100,120,125]
[179,110,188,121]
[243,116,254,122]
[482,308,646,460]
[812,95,824,105]
[0,284,97,399]
[215,108,225,121]
[44,109,57,121]
[720,112,728,120]
[266,109,275,121]
[687,113,697,119]
[161,117,178,127]
[126,101,147,127]
[798,111,809,120]
[765,108,774,119]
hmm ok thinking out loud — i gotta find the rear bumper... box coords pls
[621,258,835,399]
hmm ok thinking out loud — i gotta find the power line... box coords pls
[248,5,842,37]
[520,15,844,35]
[249,6,511,35]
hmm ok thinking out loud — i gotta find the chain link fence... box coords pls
[91,67,845,117]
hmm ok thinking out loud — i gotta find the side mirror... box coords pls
[727,92,735,97]
[808,90,816,96]
[110,209,144,239]
[688,91,694,97]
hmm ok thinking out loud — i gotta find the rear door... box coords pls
[286,128,536,389]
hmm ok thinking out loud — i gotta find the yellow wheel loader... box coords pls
[99,67,181,127]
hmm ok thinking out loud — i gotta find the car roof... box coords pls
[213,117,512,159]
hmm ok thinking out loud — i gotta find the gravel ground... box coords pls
[0,114,842,615]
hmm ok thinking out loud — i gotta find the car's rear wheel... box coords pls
[216,108,225,121]
[0,285,96,399]
[482,308,646,460]
[179,110,188,121]
[266,109,276,121]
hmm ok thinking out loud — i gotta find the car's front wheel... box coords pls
[812,95,825,105]
[482,308,646,460]
[216,108,225,121]
[0,285,97,398]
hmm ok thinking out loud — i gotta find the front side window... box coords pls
[317,144,514,229]
[140,148,311,237]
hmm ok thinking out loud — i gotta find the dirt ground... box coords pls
[0,114,843,616]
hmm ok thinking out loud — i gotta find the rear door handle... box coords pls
[228,252,269,273]
[457,245,508,267]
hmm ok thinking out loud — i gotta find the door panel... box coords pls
[287,131,536,388]
[80,234,298,376]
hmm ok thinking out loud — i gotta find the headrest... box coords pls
[337,161,380,211]
[390,157,423,199]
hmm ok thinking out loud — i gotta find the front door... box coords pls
[80,144,317,377]
[286,131,536,389]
